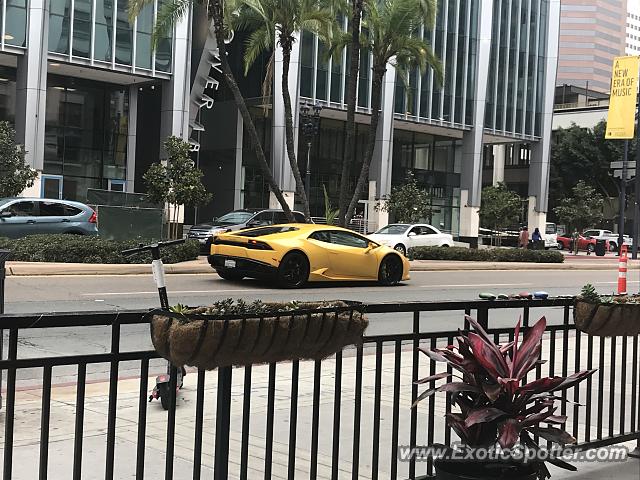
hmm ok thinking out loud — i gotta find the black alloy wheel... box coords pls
[277,252,309,288]
[394,244,407,256]
[378,254,404,286]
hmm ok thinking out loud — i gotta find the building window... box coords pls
[44,75,129,202]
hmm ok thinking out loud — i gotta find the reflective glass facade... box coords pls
[0,66,17,123]
[48,0,173,74]
[395,0,479,127]
[43,75,129,202]
[391,131,462,234]
[1,0,28,49]
[485,0,549,137]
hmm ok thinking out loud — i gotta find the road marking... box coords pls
[83,283,538,296]
[81,289,262,296]
[418,283,533,288]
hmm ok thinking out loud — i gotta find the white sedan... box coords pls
[368,223,454,256]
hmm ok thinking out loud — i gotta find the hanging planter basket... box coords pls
[574,298,640,336]
[148,301,368,370]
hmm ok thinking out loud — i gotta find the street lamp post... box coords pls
[299,102,322,203]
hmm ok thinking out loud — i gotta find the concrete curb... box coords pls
[4,258,634,276]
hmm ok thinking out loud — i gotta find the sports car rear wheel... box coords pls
[278,252,309,288]
[378,255,403,286]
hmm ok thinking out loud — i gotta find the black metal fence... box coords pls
[0,299,638,479]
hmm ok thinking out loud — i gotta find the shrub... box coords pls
[408,246,564,263]
[0,235,200,264]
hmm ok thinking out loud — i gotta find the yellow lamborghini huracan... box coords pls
[208,223,410,288]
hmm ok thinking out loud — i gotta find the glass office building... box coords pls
[0,0,187,202]
[4,0,559,243]
[263,0,560,241]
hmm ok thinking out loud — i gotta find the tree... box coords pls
[478,182,522,245]
[128,0,296,221]
[331,0,442,225]
[337,0,363,227]
[0,121,38,197]
[553,180,604,232]
[550,121,624,219]
[233,0,336,220]
[377,171,431,223]
[144,136,212,239]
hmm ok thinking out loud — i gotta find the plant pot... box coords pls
[149,301,367,369]
[433,458,539,480]
[574,299,640,336]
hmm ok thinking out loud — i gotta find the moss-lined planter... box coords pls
[149,301,368,369]
[574,299,640,336]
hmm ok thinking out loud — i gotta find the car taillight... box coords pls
[89,211,97,224]
[247,239,272,250]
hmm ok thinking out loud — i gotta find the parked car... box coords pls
[188,208,307,253]
[582,229,632,252]
[0,198,98,238]
[209,224,409,287]
[544,222,559,249]
[367,223,454,256]
[556,232,609,253]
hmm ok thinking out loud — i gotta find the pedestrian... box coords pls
[532,227,542,242]
[571,228,580,255]
[519,226,529,249]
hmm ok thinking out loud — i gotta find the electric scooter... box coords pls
[121,239,187,410]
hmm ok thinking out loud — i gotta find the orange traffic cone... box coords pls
[618,245,628,295]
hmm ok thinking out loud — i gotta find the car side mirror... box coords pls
[0,211,13,218]
[407,232,416,237]
[365,241,378,253]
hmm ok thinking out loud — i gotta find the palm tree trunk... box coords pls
[345,66,386,225]
[281,41,311,220]
[209,0,295,221]
[338,0,363,227]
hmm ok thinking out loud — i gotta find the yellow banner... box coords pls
[606,56,639,139]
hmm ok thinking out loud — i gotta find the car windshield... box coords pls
[0,198,14,210]
[545,223,556,234]
[234,226,299,237]
[215,211,255,225]
[375,224,409,235]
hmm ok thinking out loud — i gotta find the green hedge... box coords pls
[0,235,200,264]
[408,246,564,263]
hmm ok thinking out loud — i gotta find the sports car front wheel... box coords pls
[378,255,403,286]
[277,252,309,288]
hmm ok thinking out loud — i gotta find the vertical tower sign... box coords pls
[605,56,639,139]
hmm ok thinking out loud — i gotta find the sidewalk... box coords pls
[0,341,638,479]
[5,255,636,276]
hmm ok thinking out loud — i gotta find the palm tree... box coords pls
[127,0,296,221]
[337,0,363,227]
[332,0,442,225]
[233,0,336,220]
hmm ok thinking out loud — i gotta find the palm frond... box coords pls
[243,26,273,74]
[151,0,193,50]
[128,0,157,23]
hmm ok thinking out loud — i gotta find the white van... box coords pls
[544,222,558,249]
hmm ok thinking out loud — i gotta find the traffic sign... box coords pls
[614,169,635,179]
[611,161,637,169]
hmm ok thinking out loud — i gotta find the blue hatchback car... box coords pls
[0,198,98,238]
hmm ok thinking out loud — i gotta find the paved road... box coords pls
[1,268,636,386]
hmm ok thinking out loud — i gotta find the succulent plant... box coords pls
[413,315,596,478]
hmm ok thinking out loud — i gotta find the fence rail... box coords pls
[0,299,638,479]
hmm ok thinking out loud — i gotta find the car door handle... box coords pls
[26,220,36,224]
[61,219,70,222]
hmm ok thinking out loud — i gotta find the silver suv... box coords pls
[188,208,307,252]
[0,198,98,238]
